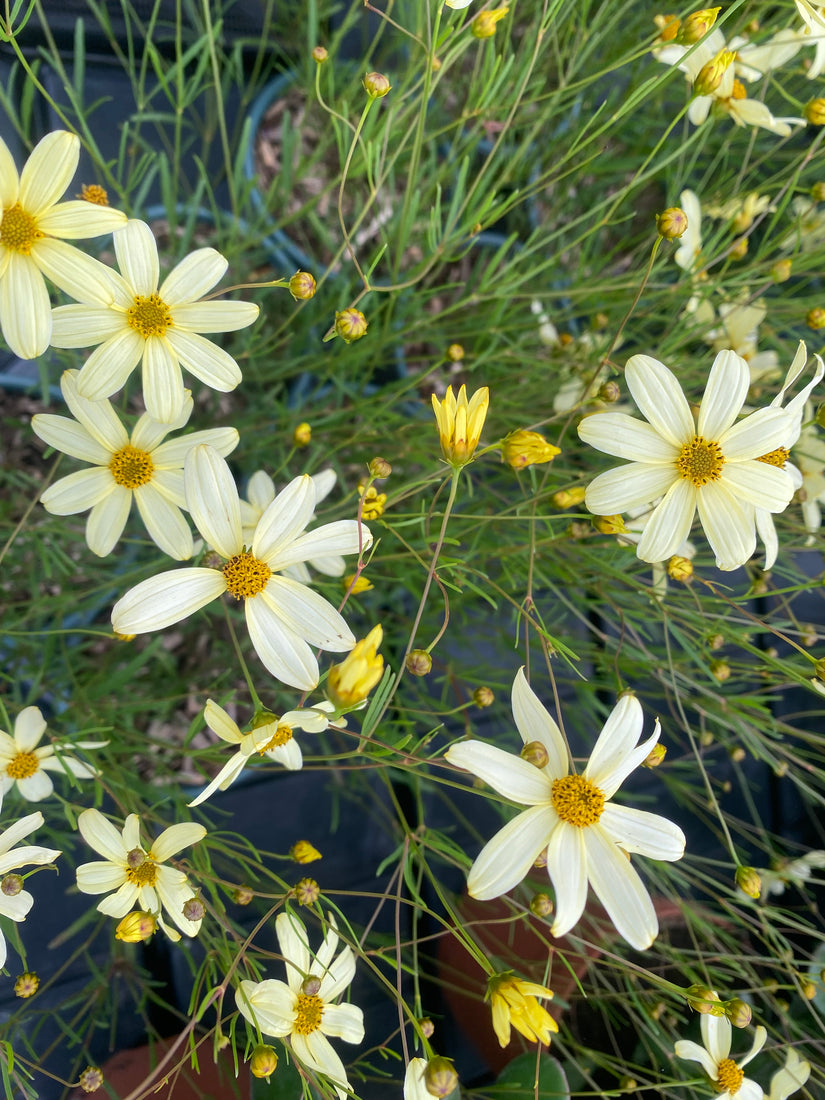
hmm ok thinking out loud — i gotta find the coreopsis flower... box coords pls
[0,130,126,359]
[75,808,207,941]
[578,350,796,570]
[326,625,384,711]
[0,811,61,967]
[403,1058,430,1100]
[486,973,558,1047]
[32,370,238,559]
[674,1011,766,1100]
[187,699,335,806]
[767,1049,811,1100]
[796,0,825,79]
[235,911,364,1100]
[706,300,779,385]
[444,669,686,950]
[758,849,825,897]
[240,469,345,582]
[111,446,371,691]
[51,218,259,424]
[754,345,824,568]
[0,705,104,802]
[431,384,490,467]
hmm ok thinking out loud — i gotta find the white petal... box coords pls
[755,508,778,570]
[322,1003,365,1044]
[37,200,126,239]
[97,881,140,917]
[187,753,247,807]
[585,695,644,791]
[625,355,695,447]
[600,803,686,861]
[722,461,794,512]
[721,407,793,460]
[318,945,356,1003]
[546,823,588,938]
[50,303,125,345]
[636,479,696,562]
[244,596,319,689]
[697,350,750,440]
[13,707,46,751]
[134,484,193,560]
[0,253,51,358]
[151,821,206,862]
[697,481,756,570]
[19,131,78,214]
[164,327,243,392]
[76,861,128,894]
[40,468,115,515]
[703,1013,732,1063]
[445,740,554,805]
[252,475,316,562]
[114,220,159,295]
[160,247,227,305]
[674,1040,717,1078]
[16,771,53,801]
[204,700,242,744]
[78,808,126,863]
[511,667,568,777]
[236,979,295,1037]
[578,413,678,463]
[739,1025,767,1068]
[33,239,118,306]
[86,486,132,556]
[585,463,677,515]
[75,329,145,401]
[152,426,239,468]
[259,578,354,651]
[584,825,658,950]
[267,520,371,573]
[276,911,311,984]
[467,805,558,900]
[170,299,258,332]
[142,337,186,424]
[184,445,242,558]
[293,1031,350,1097]
[31,414,111,465]
[111,568,226,634]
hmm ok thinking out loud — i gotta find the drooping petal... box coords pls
[114,219,159,295]
[13,707,46,751]
[697,481,756,570]
[584,463,677,516]
[546,822,588,938]
[244,597,319,690]
[445,740,555,805]
[755,508,778,570]
[467,805,558,900]
[738,1025,767,1068]
[160,247,227,305]
[293,1029,351,1097]
[204,700,243,744]
[111,568,226,634]
[577,412,679,463]
[259,578,354,651]
[600,803,686,860]
[0,891,34,924]
[322,1003,365,1044]
[184,445,242,559]
[584,824,658,950]
[625,355,695,448]
[97,880,140,917]
[19,130,78,215]
[0,252,51,358]
[133,483,193,560]
[252,475,316,563]
[236,979,295,1036]
[636,478,696,563]
[511,667,568,777]
[187,752,247,807]
[697,350,750,440]
[86,486,132,556]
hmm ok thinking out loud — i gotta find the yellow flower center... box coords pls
[222,552,272,599]
[6,751,40,780]
[293,992,324,1034]
[551,774,605,827]
[676,436,725,486]
[756,447,790,468]
[125,857,159,887]
[79,184,109,205]
[0,203,41,255]
[715,1058,744,1094]
[258,724,293,754]
[127,294,172,338]
[109,445,155,488]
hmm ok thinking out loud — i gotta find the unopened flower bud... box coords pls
[293,421,311,447]
[807,308,825,330]
[708,633,724,651]
[729,745,746,763]
[811,182,825,202]
[233,886,254,905]
[730,236,748,260]
[473,686,494,708]
[598,380,621,403]
[294,877,320,905]
[14,972,39,998]
[334,308,368,343]
[686,985,724,1015]
[115,911,158,942]
[694,49,734,96]
[250,1045,278,1079]
[501,429,561,469]
[79,183,109,206]
[521,740,549,769]
[126,848,146,870]
[78,1067,104,1093]
[735,865,761,899]
[343,573,373,595]
[771,259,792,283]
[801,980,817,1000]
[289,271,316,300]
[530,892,554,917]
[363,71,391,98]
[593,514,626,535]
[369,456,392,478]
[183,896,206,922]
[291,840,322,864]
[312,45,328,63]
[643,743,667,768]
[657,206,689,240]
[406,650,432,676]
[806,98,825,126]
[655,14,680,42]
[676,7,721,44]
[725,999,752,1028]
[533,849,548,868]
[302,975,322,996]
[447,343,464,361]
[619,1078,638,1092]
[711,660,731,682]
[472,7,509,38]
[1,874,23,896]
[667,555,694,582]
[419,1017,435,1038]
[552,487,586,509]
[424,1057,459,1097]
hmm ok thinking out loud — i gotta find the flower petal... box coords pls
[76,861,127,894]
[697,350,750,440]
[152,426,239,468]
[585,463,677,515]
[578,413,679,463]
[625,355,695,448]
[259,578,354,652]
[267,521,371,573]
[160,247,227,305]
[40,468,115,516]
[674,1039,718,1078]
[244,596,319,690]
[252,475,316,562]
[0,253,51,358]
[78,808,127,863]
[150,822,206,862]
[50,303,125,344]
[75,329,145,401]
[111,568,226,634]
[236,979,295,1036]
[702,1013,732,1064]
[19,131,78,215]
[722,461,794,512]
[142,337,186,424]
[133,483,194,560]
[721,407,793,460]
[467,805,558,900]
[169,299,260,333]
[636,479,696,563]
[600,803,686,860]
[184,445,242,558]
[584,825,658,950]
[86,485,132,555]
[13,708,46,751]
[16,770,53,801]
[31,414,111,465]
[445,740,555,805]
[164,327,243,392]
[546,822,588,938]
[32,239,117,306]
[511,667,568,777]
[276,912,311,988]
[322,1003,365,1044]
[697,481,756,570]
[585,695,645,792]
[37,200,126,238]
[114,219,159,295]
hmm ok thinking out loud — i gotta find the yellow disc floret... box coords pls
[258,723,293,754]
[551,774,605,827]
[222,552,272,599]
[127,294,172,338]
[109,445,155,488]
[0,203,41,254]
[676,436,725,486]
[293,992,325,1034]
[7,751,40,780]
[125,857,158,887]
[756,447,790,468]
[715,1058,744,1095]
